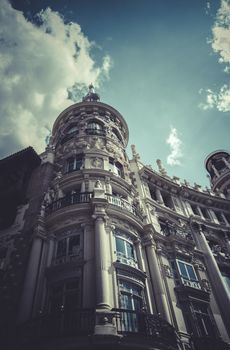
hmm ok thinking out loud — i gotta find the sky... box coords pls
[0,0,230,188]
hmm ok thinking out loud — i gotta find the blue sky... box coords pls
[1,0,230,187]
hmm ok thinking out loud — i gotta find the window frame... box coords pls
[176,259,201,289]
[55,233,82,264]
[65,154,83,173]
[115,233,138,268]
[118,279,143,311]
[48,278,81,313]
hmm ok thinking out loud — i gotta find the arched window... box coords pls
[108,158,124,178]
[66,125,78,134]
[86,120,105,136]
[60,125,79,145]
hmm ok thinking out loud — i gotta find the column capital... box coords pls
[92,202,108,222]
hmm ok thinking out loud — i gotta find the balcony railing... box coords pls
[46,192,93,214]
[17,309,178,349]
[112,309,178,348]
[181,278,201,290]
[46,192,143,219]
[105,194,142,218]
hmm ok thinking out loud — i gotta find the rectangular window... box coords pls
[49,279,80,313]
[176,260,201,289]
[55,234,82,264]
[191,302,216,337]
[115,235,137,267]
[118,280,144,333]
[119,280,143,311]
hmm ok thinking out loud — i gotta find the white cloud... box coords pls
[201,85,230,112]
[166,127,183,166]
[0,0,112,156]
[202,0,230,112]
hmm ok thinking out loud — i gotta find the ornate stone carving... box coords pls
[91,157,103,168]
[161,264,173,278]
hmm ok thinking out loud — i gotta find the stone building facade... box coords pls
[0,86,230,350]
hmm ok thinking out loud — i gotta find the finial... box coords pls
[156,159,167,176]
[82,83,100,102]
[131,144,140,160]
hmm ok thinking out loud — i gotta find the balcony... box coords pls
[16,309,179,349]
[181,278,201,290]
[105,194,142,219]
[113,309,179,348]
[46,192,93,214]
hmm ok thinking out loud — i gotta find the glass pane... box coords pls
[67,126,78,134]
[88,122,102,130]
[120,293,133,310]
[67,158,75,172]
[68,235,80,255]
[56,239,67,258]
[133,296,142,311]
[178,261,188,279]
[75,159,82,170]
[126,242,135,259]
[116,237,126,255]
[186,264,197,281]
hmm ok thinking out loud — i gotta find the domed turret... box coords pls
[205,150,230,197]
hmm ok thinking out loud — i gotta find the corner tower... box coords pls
[205,150,230,198]
[15,86,178,350]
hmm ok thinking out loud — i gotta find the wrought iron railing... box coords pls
[46,192,93,214]
[14,309,180,349]
[112,309,178,347]
[105,194,142,218]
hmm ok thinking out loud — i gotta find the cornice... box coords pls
[140,166,230,209]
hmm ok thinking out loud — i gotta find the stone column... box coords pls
[17,234,44,323]
[94,215,110,309]
[135,238,153,314]
[211,163,220,178]
[92,199,118,336]
[82,223,95,308]
[155,188,164,205]
[135,238,145,270]
[194,224,230,334]
[222,157,230,169]
[46,235,55,267]
[144,226,171,323]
